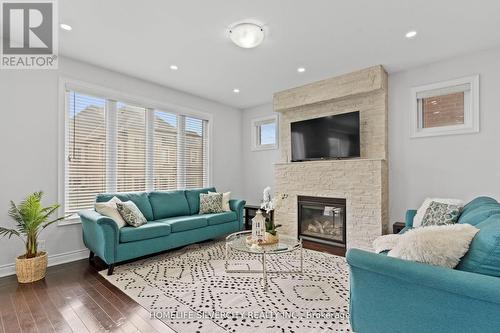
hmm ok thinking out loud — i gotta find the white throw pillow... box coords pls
[387,224,478,269]
[413,198,464,228]
[209,191,231,212]
[95,196,127,229]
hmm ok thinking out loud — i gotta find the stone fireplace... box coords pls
[298,196,346,249]
[273,66,389,251]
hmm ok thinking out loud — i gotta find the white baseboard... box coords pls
[0,248,90,278]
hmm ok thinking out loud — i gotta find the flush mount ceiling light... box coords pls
[297,67,306,73]
[405,30,417,39]
[229,22,265,48]
[233,88,240,93]
[169,65,178,70]
[60,23,72,31]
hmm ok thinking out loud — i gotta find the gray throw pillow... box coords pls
[199,193,224,214]
[116,201,147,227]
[421,201,461,227]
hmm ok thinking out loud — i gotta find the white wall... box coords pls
[241,46,500,227]
[0,57,243,274]
[241,104,279,205]
[389,46,500,223]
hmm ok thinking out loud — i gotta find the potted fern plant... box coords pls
[0,191,65,283]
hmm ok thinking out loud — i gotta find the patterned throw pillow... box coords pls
[199,193,224,214]
[116,201,147,227]
[421,201,461,227]
[209,191,231,211]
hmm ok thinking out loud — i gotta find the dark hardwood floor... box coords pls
[0,258,174,333]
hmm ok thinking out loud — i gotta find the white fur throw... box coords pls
[373,234,401,253]
[387,224,479,268]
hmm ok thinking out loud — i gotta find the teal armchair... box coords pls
[347,196,500,333]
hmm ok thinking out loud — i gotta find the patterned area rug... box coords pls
[100,241,351,332]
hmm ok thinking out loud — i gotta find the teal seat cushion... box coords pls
[96,192,154,221]
[204,211,237,226]
[457,215,500,277]
[119,221,171,243]
[148,190,190,219]
[185,187,216,215]
[159,215,208,233]
[458,203,500,226]
[461,197,498,216]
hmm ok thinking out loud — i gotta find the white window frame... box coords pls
[251,115,278,151]
[58,77,213,225]
[410,75,479,138]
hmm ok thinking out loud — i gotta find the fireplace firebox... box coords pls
[298,196,346,249]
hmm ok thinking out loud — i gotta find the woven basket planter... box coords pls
[15,252,48,283]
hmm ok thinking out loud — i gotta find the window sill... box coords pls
[252,144,278,151]
[58,216,81,226]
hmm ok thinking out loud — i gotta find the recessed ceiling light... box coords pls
[233,88,240,93]
[405,30,417,39]
[297,67,306,73]
[169,65,178,70]
[229,22,265,48]
[60,23,72,31]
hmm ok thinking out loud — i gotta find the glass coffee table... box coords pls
[225,230,303,291]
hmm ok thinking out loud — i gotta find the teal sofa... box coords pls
[347,197,500,333]
[79,187,245,275]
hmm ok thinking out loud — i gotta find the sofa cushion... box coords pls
[458,203,500,226]
[159,215,208,233]
[204,211,237,226]
[457,215,500,277]
[96,192,154,221]
[148,190,190,219]
[119,221,171,243]
[460,197,498,216]
[185,187,216,215]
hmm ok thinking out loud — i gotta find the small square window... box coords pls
[421,92,464,128]
[411,75,479,138]
[251,115,278,151]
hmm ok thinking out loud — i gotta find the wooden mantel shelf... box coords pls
[274,158,386,166]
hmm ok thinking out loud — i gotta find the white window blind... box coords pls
[116,103,147,192]
[183,117,208,188]
[153,111,178,190]
[64,89,210,217]
[65,92,107,215]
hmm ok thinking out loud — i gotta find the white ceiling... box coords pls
[59,0,500,109]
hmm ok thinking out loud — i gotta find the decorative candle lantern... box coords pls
[252,210,266,242]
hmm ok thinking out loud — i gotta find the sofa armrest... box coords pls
[229,199,246,230]
[78,209,118,264]
[347,248,500,333]
[405,209,417,228]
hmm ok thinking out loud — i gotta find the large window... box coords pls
[64,90,209,218]
[65,92,107,215]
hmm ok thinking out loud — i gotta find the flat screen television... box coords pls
[291,111,360,161]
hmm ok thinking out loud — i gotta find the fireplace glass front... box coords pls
[298,196,346,247]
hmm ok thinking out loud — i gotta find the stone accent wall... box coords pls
[273,65,388,250]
